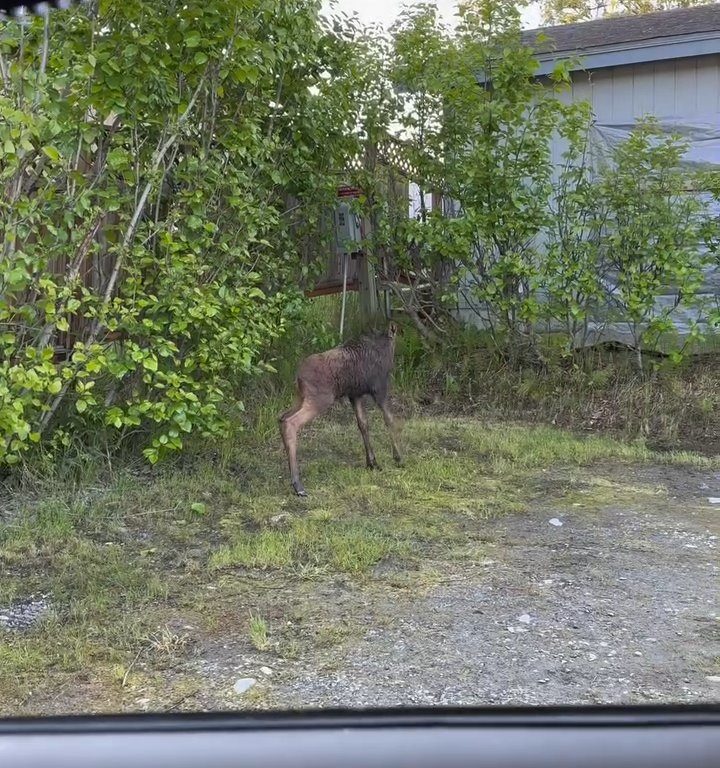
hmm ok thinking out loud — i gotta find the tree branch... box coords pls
[35,214,104,351]
[39,76,208,435]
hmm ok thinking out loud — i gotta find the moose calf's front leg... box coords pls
[351,397,380,470]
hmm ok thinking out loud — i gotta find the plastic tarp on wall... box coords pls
[590,117,720,170]
[577,117,720,351]
[456,116,720,353]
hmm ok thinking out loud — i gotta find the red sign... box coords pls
[337,186,362,198]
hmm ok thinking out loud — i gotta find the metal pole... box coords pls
[339,252,349,339]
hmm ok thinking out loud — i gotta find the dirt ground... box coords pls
[185,466,720,711]
[1,421,719,715]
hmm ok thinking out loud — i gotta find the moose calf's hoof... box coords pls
[292,482,307,497]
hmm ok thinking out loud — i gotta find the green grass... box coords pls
[0,412,715,715]
[212,515,413,575]
[558,475,667,509]
[208,416,714,576]
[248,613,270,651]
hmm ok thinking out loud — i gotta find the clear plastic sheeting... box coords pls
[457,117,720,353]
[590,116,720,170]
[579,117,720,351]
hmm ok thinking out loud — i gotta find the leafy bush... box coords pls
[352,0,588,358]
[0,0,351,466]
[594,120,711,366]
[543,117,715,369]
[366,2,717,370]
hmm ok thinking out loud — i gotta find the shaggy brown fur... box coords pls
[279,322,403,496]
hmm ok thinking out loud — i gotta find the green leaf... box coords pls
[42,145,61,162]
[107,148,130,170]
[3,269,25,288]
[75,400,88,413]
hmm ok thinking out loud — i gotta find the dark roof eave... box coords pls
[530,31,720,78]
[474,30,720,83]
[494,2,720,81]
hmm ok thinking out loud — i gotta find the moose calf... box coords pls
[279,322,403,497]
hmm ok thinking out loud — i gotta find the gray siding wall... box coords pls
[550,54,720,168]
[458,53,720,351]
[574,54,720,123]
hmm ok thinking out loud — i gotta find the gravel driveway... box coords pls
[238,466,720,708]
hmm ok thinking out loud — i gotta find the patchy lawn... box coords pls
[0,411,718,714]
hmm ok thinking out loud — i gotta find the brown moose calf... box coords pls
[279,322,403,497]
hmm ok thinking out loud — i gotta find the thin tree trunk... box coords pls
[39,76,207,435]
[35,214,103,350]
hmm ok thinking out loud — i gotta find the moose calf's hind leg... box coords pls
[279,395,331,497]
[279,415,306,497]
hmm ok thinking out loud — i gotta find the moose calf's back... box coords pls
[297,332,396,401]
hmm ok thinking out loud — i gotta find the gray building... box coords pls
[460,5,720,350]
